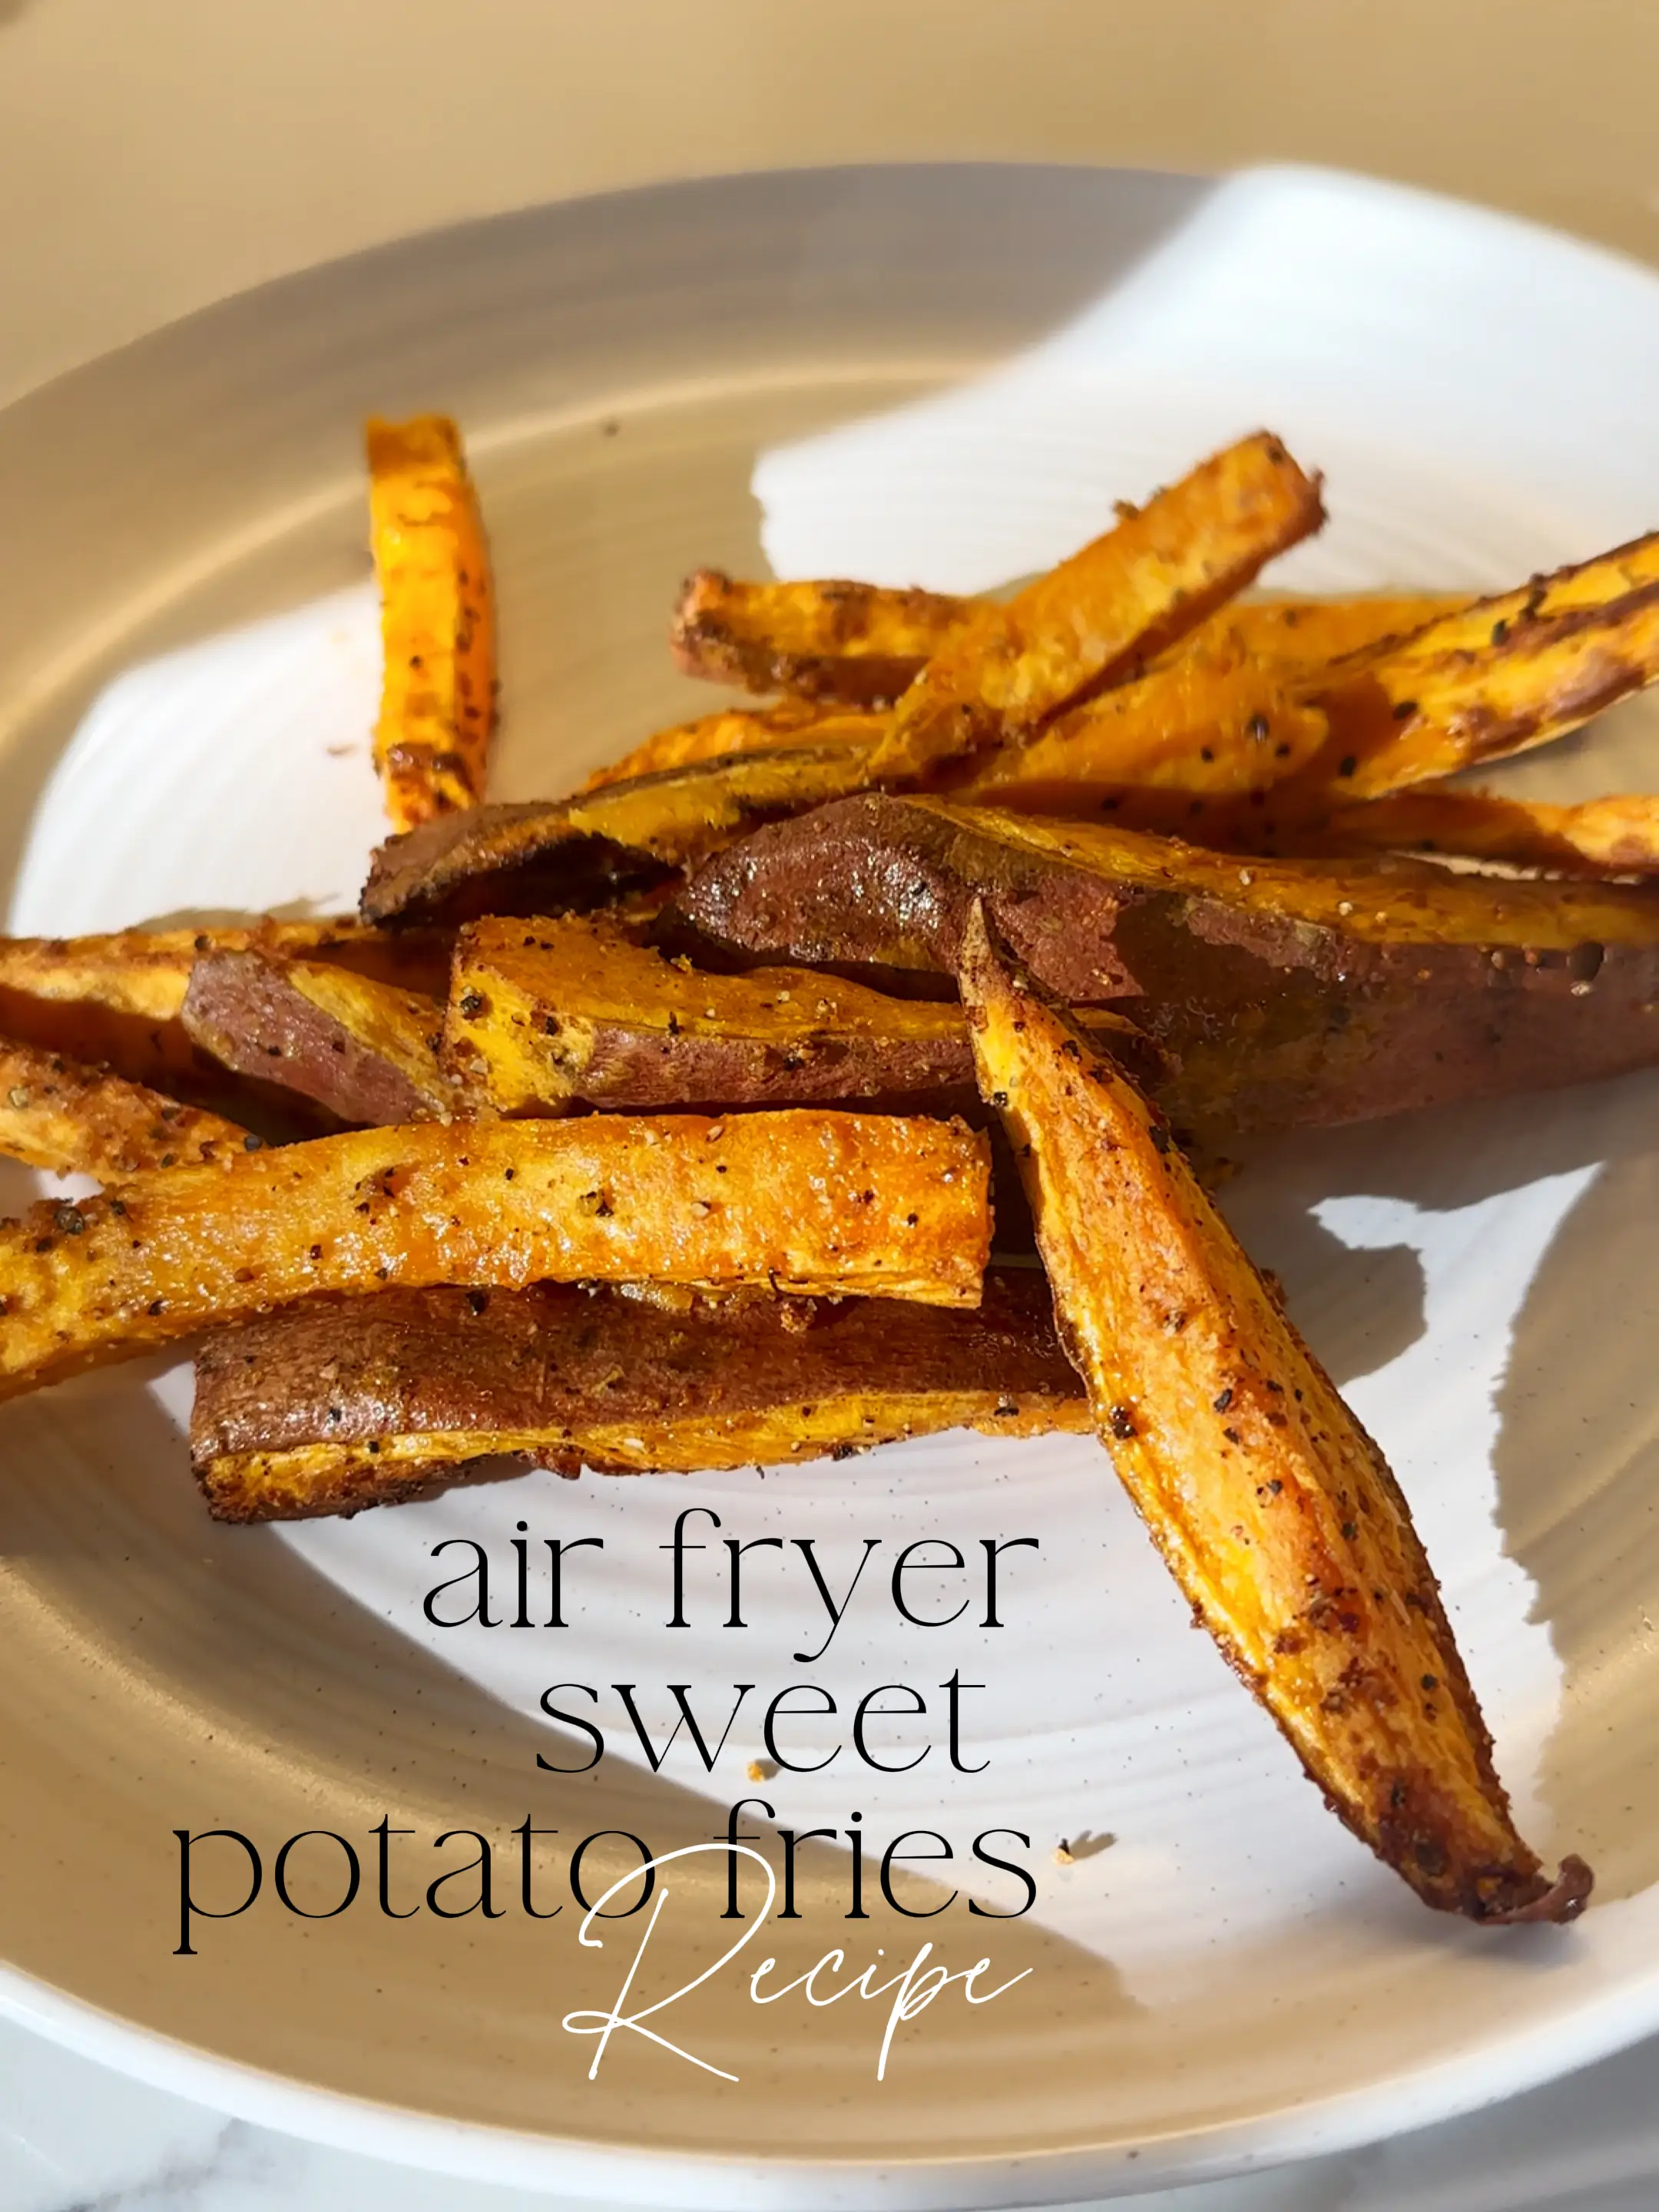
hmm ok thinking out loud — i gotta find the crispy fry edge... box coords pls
[956,899,1591,1924]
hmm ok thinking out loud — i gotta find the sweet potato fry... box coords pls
[581,701,882,791]
[590,590,1449,813]
[361,746,878,927]
[1220,594,1470,664]
[0,916,444,1029]
[366,414,496,831]
[444,912,1164,1117]
[671,570,976,707]
[0,1110,990,1402]
[1281,787,1659,876]
[865,433,1325,782]
[670,580,1465,715]
[675,793,1659,1142]
[1291,540,1659,801]
[950,657,1330,822]
[949,598,1482,820]
[0,919,449,1086]
[1364,533,1659,664]
[958,903,1590,1923]
[191,1267,1086,1519]
[0,1039,253,1179]
[183,953,452,1124]
[446,915,969,1113]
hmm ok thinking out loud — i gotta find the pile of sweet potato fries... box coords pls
[7,413,1654,1925]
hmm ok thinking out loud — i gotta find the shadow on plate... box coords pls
[1492,1139,1659,1905]
[1234,1065,1659,1906]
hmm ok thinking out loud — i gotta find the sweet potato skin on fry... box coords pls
[671,570,976,707]
[361,747,877,927]
[366,414,496,832]
[675,794,1659,1140]
[0,1039,252,1179]
[866,432,1326,782]
[958,906,1590,1923]
[191,1268,1088,1519]
[0,1110,990,1402]
[0,920,449,1095]
[183,953,452,1125]
[444,912,1165,1118]
[445,915,975,1114]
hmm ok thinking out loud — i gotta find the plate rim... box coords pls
[5,1943,1659,2207]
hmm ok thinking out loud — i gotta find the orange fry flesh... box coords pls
[951,657,1328,822]
[581,701,882,791]
[0,1039,252,1180]
[667,580,1466,714]
[942,600,1467,826]
[1298,786,1659,876]
[1292,538,1659,802]
[0,1111,991,1403]
[866,432,1326,782]
[366,414,497,833]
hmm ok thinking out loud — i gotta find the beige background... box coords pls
[3,0,1659,409]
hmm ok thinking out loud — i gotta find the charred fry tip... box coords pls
[1480,1854,1594,1926]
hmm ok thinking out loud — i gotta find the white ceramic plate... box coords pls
[3,162,1659,2206]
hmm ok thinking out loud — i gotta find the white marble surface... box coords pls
[6,2010,1659,2212]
